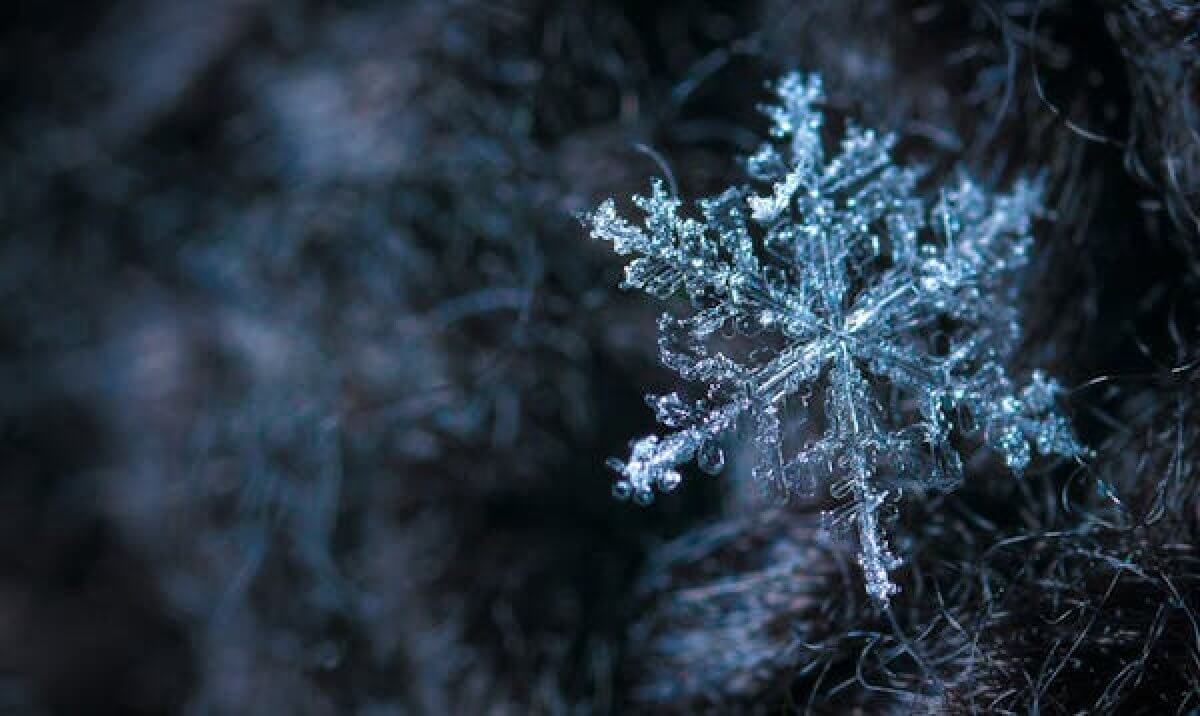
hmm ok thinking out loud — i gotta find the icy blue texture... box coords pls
[585,72,1088,604]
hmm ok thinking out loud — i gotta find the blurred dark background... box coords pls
[1,1,1198,713]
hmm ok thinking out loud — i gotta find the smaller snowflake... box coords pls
[585,71,1089,603]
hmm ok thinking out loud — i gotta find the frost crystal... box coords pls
[585,72,1089,604]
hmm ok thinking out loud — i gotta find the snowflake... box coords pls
[584,71,1089,603]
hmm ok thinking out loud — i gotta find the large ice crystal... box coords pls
[585,72,1089,603]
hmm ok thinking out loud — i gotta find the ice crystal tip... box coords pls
[585,70,1086,602]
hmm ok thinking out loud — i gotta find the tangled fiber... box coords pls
[1,0,1198,713]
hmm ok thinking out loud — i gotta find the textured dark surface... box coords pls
[1,1,1197,713]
